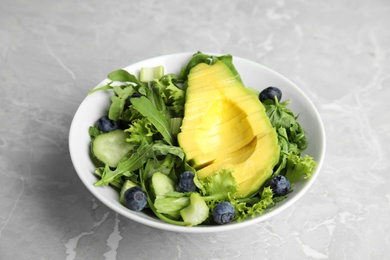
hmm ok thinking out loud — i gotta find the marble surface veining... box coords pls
[1,0,390,259]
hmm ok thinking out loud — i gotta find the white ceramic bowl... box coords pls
[69,53,326,233]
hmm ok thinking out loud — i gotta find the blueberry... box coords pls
[212,202,235,224]
[269,175,290,196]
[124,186,148,211]
[177,171,197,192]
[259,86,282,102]
[97,116,119,132]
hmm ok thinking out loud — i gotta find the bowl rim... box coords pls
[69,52,326,233]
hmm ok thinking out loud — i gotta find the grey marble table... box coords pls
[1,0,389,259]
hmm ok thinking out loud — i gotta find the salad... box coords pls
[88,52,317,226]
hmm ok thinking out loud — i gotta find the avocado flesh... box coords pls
[178,61,280,197]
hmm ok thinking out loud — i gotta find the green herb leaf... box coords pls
[131,96,173,145]
[152,143,185,161]
[108,69,144,87]
[108,95,125,121]
[88,82,113,95]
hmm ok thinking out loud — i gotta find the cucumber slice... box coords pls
[91,129,133,167]
[119,180,138,205]
[180,193,209,226]
[150,172,175,199]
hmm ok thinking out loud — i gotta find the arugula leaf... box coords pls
[88,81,113,95]
[108,69,145,88]
[143,83,168,117]
[151,142,185,161]
[93,167,124,190]
[131,96,173,145]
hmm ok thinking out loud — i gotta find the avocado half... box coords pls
[178,61,280,197]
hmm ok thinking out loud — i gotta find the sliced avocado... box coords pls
[178,61,280,197]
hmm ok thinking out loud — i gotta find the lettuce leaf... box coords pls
[285,153,318,183]
[154,74,185,118]
[125,118,156,144]
[201,169,238,201]
[231,187,274,221]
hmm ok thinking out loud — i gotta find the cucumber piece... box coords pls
[150,172,175,199]
[154,196,190,219]
[119,180,138,205]
[139,66,164,83]
[91,129,133,167]
[169,117,182,136]
[180,193,209,226]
